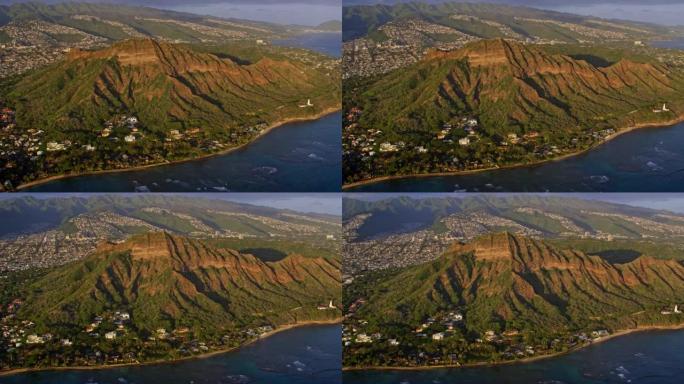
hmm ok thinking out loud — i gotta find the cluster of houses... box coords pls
[0,104,48,188]
[84,311,131,340]
[343,295,622,367]
[591,128,616,142]
[0,296,292,370]
[1,105,45,162]
[101,115,141,143]
[344,108,382,160]
[413,312,465,342]
[379,141,405,153]
[1,299,73,354]
[436,117,480,147]
[343,310,465,348]
[244,325,275,338]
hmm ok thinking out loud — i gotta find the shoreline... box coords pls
[15,107,340,191]
[343,323,684,372]
[0,318,342,377]
[342,113,684,190]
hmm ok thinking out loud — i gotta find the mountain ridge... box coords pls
[344,232,684,367]
[355,232,684,328]
[1,36,340,188]
[18,232,341,329]
[343,38,684,183]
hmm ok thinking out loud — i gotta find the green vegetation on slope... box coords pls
[344,233,684,367]
[0,233,341,370]
[0,38,340,189]
[343,39,684,184]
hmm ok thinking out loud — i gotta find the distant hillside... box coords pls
[0,2,305,42]
[343,2,674,42]
[342,194,606,220]
[0,194,339,235]
[317,20,342,32]
[344,233,684,367]
[342,195,684,276]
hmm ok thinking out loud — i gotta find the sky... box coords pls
[0,193,342,215]
[344,193,684,214]
[0,0,341,25]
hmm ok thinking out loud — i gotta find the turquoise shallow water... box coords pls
[344,329,684,384]
[0,324,341,384]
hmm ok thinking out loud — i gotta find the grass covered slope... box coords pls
[19,232,341,333]
[344,233,684,367]
[343,39,684,184]
[12,38,337,134]
[0,232,340,370]
[1,38,340,188]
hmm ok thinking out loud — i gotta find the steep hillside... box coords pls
[1,38,340,188]
[378,233,684,327]
[19,232,341,332]
[344,233,684,366]
[0,232,340,370]
[12,38,338,133]
[344,39,684,183]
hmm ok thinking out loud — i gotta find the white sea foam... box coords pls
[589,175,610,184]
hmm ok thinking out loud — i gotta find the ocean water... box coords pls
[0,324,341,384]
[274,33,341,58]
[349,121,684,192]
[344,329,684,384]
